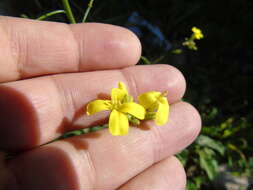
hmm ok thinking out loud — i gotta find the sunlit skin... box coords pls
[0,16,201,190]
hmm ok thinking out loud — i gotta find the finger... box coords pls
[0,64,186,151]
[118,156,186,190]
[0,16,141,82]
[7,102,200,190]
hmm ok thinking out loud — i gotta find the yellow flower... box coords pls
[138,91,169,126]
[192,27,204,40]
[182,39,198,50]
[86,82,145,136]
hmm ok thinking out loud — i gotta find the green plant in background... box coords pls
[21,0,94,23]
[141,26,204,64]
[178,110,253,189]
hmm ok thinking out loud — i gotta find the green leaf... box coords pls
[176,149,189,166]
[193,176,205,188]
[196,135,225,155]
[187,181,198,190]
[227,143,246,160]
[140,56,153,65]
[198,150,219,180]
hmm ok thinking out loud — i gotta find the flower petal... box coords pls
[118,102,146,120]
[118,82,128,95]
[138,91,161,109]
[155,97,169,126]
[109,110,129,136]
[86,100,111,115]
[111,88,127,104]
[192,27,204,39]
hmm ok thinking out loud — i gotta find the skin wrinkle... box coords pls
[101,27,125,68]
[17,30,29,79]
[52,67,151,132]
[0,17,80,80]
[43,72,160,189]
[0,18,142,82]
[26,22,78,77]
[0,17,21,80]
[66,141,96,190]
[103,136,144,190]
[19,33,28,79]
[118,157,186,190]
[150,124,166,163]
[120,67,139,99]
[4,101,199,189]
[0,65,187,150]
[83,149,97,190]
[68,24,83,72]
[182,104,201,150]
[150,102,202,163]
[158,157,186,190]
[50,75,76,122]
[9,22,24,80]
[172,157,187,189]
[0,16,196,189]
[120,66,184,163]
[1,17,29,79]
[174,103,201,153]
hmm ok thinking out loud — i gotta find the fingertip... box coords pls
[119,156,186,190]
[151,64,186,102]
[124,28,142,65]
[71,23,142,71]
[123,64,186,103]
[166,156,187,189]
[174,101,202,140]
[150,101,201,162]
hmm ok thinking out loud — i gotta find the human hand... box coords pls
[0,16,201,190]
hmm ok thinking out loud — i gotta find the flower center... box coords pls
[111,100,122,110]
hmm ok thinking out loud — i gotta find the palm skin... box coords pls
[0,16,201,190]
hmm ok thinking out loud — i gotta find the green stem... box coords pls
[20,14,30,19]
[37,10,66,21]
[61,0,76,24]
[141,56,153,65]
[82,0,95,22]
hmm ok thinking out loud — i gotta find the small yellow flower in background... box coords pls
[138,91,169,126]
[87,82,145,136]
[192,27,204,40]
[182,40,198,50]
[183,26,204,51]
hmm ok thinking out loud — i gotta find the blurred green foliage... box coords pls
[3,0,253,189]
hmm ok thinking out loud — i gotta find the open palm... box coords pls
[0,16,201,190]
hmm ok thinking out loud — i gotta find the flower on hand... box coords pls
[138,91,169,126]
[86,82,170,136]
[87,82,145,136]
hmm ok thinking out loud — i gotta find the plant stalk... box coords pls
[61,0,76,24]
[37,10,66,21]
[82,0,95,22]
